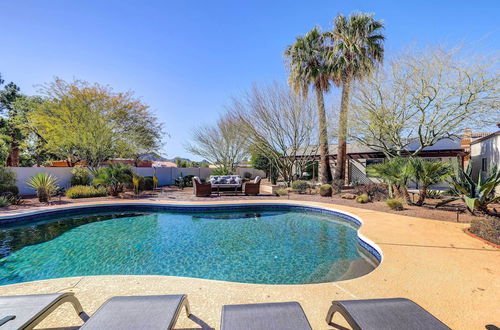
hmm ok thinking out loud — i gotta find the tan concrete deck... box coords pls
[0,200,498,329]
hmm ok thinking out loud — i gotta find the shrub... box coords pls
[92,163,132,196]
[0,184,19,196]
[0,166,16,186]
[143,176,155,190]
[275,188,288,196]
[66,185,108,199]
[386,198,403,211]
[1,192,23,205]
[0,196,10,207]
[26,173,58,202]
[243,171,252,179]
[356,193,370,203]
[70,166,91,186]
[469,218,499,245]
[332,179,344,194]
[319,184,333,197]
[353,183,389,201]
[132,174,143,195]
[291,180,308,193]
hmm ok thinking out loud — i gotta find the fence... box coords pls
[7,166,266,195]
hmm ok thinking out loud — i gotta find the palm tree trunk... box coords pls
[335,76,351,183]
[416,185,427,206]
[315,86,332,184]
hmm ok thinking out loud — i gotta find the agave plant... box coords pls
[436,163,500,214]
[26,173,58,202]
[92,163,132,196]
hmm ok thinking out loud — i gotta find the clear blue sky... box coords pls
[1,0,498,160]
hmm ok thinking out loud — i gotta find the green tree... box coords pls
[326,13,384,182]
[30,78,164,170]
[285,27,333,184]
[0,76,24,166]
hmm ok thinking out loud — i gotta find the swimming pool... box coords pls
[0,204,380,285]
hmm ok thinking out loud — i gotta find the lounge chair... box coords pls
[243,176,261,195]
[326,298,451,330]
[0,293,190,330]
[193,176,212,197]
[221,302,312,330]
[0,292,89,330]
[80,295,190,329]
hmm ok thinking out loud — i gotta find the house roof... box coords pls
[470,131,500,145]
[295,137,464,158]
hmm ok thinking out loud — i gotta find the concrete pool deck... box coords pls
[0,200,498,329]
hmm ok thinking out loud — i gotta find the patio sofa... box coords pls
[209,175,243,194]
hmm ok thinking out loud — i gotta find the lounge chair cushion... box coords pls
[80,295,187,330]
[328,298,450,330]
[221,302,312,330]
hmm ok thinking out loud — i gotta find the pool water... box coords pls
[0,208,377,285]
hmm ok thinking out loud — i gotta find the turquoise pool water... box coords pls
[0,207,377,285]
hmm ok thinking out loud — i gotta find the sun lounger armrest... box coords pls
[0,316,16,327]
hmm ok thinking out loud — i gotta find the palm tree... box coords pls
[326,13,385,182]
[367,157,413,203]
[285,27,333,184]
[411,159,452,206]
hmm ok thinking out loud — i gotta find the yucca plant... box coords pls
[26,173,58,202]
[92,163,132,196]
[436,163,500,214]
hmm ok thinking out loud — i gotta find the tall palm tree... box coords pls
[285,27,333,184]
[326,13,385,182]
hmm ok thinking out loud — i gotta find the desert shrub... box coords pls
[0,166,16,186]
[319,184,332,197]
[275,188,288,196]
[2,192,23,205]
[0,184,19,196]
[356,193,370,203]
[469,218,499,245]
[0,196,10,207]
[291,180,308,193]
[70,166,91,186]
[142,176,155,190]
[66,185,108,199]
[353,183,389,201]
[92,163,132,196]
[425,189,443,199]
[332,179,344,194]
[386,198,403,211]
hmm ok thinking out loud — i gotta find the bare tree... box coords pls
[228,83,318,184]
[350,46,499,157]
[185,114,248,173]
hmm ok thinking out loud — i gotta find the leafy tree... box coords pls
[30,78,164,169]
[0,76,24,166]
[186,113,247,173]
[325,13,385,182]
[285,27,333,184]
[411,159,452,205]
[350,46,499,157]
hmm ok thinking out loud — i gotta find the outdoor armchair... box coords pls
[243,176,261,195]
[192,176,212,197]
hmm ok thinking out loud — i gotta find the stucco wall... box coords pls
[7,167,266,195]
